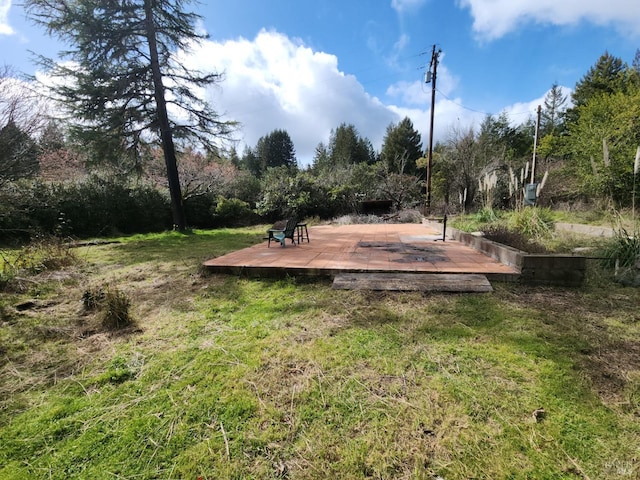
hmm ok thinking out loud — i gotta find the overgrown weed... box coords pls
[506,206,555,240]
[82,286,134,330]
[599,226,640,268]
[0,236,78,292]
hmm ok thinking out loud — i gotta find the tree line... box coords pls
[1,0,639,240]
[435,51,640,213]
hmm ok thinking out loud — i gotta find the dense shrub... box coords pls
[0,177,171,241]
[56,176,171,235]
[599,227,640,268]
[507,207,555,240]
[475,207,500,223]
[212,197,257,227]
[184,194,217,228]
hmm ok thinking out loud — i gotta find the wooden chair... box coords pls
[267,217,298,247]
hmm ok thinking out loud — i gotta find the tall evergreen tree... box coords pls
[311,142,330,172]
[478,112,532,163]
[327,123,376,168]
[227,146,242,169]
[571,52,628,109]
[379,117,423,176]
[255,129,297,173]
[25,0,235,230]
[630,49,640,87]
[0,119,39,184]
[240,147,261,178]
[540,83,568,136]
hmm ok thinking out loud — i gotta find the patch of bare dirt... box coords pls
[582,341,640,410]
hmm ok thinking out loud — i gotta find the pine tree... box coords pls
[571,52,628,108]
[255,129,297,173]
[25,0,235,230]
[327,123,376,168]
[380,117,423,176]
[311,142,329,172]
[540,83,568,136]
[0,119,39,183]
[240,147,261,178]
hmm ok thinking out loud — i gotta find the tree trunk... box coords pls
[144,0,187,230]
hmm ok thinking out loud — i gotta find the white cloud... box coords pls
[502,84,572,125]
[391,96,485,149]
[28,28,565,167]
[391,0,428,15]
[458,0,640,41]
[393,33,410,53]
[385,59,459,106]
[0,0,15,36]
[184,29,401,165]
[181,30,543,164]
[501,99,542,124]
[386,80,429,107]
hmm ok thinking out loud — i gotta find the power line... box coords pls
[435,87,539,118]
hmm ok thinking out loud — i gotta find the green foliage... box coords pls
[239,146,262,178]
[0,119,39,182]
[26,0,234,152]
[227,169,262,206]
[254,129,297,174]
[571,52,630,109]
[540,82,568,136]
[257,167,335,220]
[98,356,137,384]
[212,197,255,227]
[257,160,408,220]
[313,123,377,171]
[25,0,237,230]
[450,208,502,232]
[428,53,640,210]
[0,176,171,241]
[475,206,500,223]
[599,227,640,268]
[0,237,77,291]
[82,285,134,330]
[567,87,640,206]
[454,207,557,244]
[183,194,216,229]
[479,112,533,162]
[507,207,555,239]
[379,117,423,176]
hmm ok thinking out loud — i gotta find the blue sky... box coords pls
[1,0,640,165]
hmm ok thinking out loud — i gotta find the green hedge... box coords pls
[0,177,172,242]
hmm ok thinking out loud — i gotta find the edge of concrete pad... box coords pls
[424,218,588,287]
[555,222,615,238]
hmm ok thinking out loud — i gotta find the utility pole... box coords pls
[530,105,541,184]
[524,105,542,206]
[425,45,441,216]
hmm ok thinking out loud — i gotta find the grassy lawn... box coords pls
[1,228,639,479]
